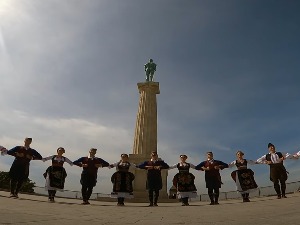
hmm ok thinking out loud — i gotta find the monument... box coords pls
[129,59,168,201]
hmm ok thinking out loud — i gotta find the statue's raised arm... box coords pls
[144,59,157,82]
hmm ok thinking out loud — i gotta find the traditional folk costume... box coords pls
[43,155,73,202]
[73,156,109,204]
[257,143,289,199]
[6,146,42,197]
[137,159,169,206]
[169,162,197,206]
[195,159,228,205]
[228,159,258,202]
[110,161,135,206]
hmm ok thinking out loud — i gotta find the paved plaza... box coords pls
[0,191,299,225]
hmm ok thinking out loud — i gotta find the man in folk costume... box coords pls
[257,143,289,199]
[137,151,169,206]
[73,148,109,205]
[195,151,228,205]
[3,137,43,198]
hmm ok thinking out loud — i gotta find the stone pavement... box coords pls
[0,191,299,225]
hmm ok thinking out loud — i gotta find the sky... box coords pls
[0,0,300,195]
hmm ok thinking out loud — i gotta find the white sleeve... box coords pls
[0,146,8,156]
[228,160,236,168]
[283,152,295,159]
[42,155,54,162]
[247,160,258,165]
[130,163,137,168]
[64,157,73,166]
[168,164,178,169]
[189,163,196,169]
[256,155,267,164]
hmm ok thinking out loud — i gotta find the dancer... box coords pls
[228,151,258,202]
[195,151,228,205]
[4,138,43,198]
[109,154,135,206]
[169,154,197,206]
[257,143,289,199]
[137,151,169,206]
[42,147,73,202]
[73,148,109,205]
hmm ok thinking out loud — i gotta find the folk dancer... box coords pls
[73,148,109,204]
[169,154,197,206]
[109,154,135,206]
[137,151,169,206]
[257,143,290,199]
[3,138,43,198]
[195,151,228,205]
[228,150,258,202]
[42,147,73,202]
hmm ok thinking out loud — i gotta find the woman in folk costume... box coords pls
[169,154,197,206]
[42,147,73,202]
[195,151,228,205]
[137,151,169,206]
[257,143,291,199]
[228,151,258,202]
[110,153,135,206]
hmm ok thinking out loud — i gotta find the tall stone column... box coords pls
[129,82,168,201]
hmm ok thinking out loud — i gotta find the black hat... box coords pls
[268,143,275,148]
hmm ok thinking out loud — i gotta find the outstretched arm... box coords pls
[0,146,7,156]
[160,161,169,169]
[42,155,54,162]
[168,164,178,170]
[228,160,236,169]
[195,161,205,171]
[256,155,267,164]
[31,149,43,160]
[136,161,148,169]
[215,160,229,169]
[64,157,73,166]
[73,157,85,167]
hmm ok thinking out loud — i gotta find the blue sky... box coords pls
[0,0,300,195]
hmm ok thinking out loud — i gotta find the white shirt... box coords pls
[228,159,257,168]
[256,152,290,164]
[169,162,195,169]
[43,155,73,165]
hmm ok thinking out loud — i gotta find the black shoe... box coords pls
[214,202,219,205]
[282,195,287,198]
[209,202,215,205]
[148,203,153,207]
[153,203,158,206]
[277,195,281,199]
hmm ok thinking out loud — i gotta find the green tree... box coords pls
[0,171,35,193]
